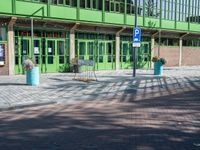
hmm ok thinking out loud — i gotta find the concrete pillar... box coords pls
[8,17,17,76]
[70,30,75,60]
[151,36,155,68]
[179,38,182,66]
[115,34,120,70]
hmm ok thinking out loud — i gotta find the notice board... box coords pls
[0,44,5,66]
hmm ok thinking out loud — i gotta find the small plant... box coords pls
[159,58,167,65]
[23,57,36,71]
[152,56,167,65]
[152,56,159,62]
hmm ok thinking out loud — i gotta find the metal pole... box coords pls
[133,0,138,77]
[31,17,34,61]
[158,30,161,57]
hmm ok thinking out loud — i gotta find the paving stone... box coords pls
[0,66,200,111]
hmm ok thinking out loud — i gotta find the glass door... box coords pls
[87,41,95,61]
[15,37,32,74]
[15,37,21,74]
[57,40,67,72]
[45,39,57,72]
[97,42,105,70]
[96,41,115,70]
[137,42,151,69]
[33,38,42,71]
[77,40,96,71]
[121,42,132,69]
[78,41,86,60]
[105,41,115,70]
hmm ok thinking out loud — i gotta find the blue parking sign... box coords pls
[133,27,141,47]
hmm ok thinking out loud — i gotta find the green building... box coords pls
[0,0,200,75]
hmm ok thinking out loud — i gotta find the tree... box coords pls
[145,0,159,17]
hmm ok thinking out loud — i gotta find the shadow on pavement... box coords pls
[0,83,27,86]
[0,89,200,150]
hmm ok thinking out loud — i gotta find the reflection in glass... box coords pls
[88,42,93,55]
[47,40,55,64]
[21,40,29,55]
[123,43,128,55]
[106,43,112,55]
[58,41,64,55]
[99,56,103,63]
[59,56,64,64]
[79,42,85,55]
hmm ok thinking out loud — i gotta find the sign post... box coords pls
[132,0,140,77]
[133,27,141,47]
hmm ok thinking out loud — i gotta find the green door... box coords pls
[57,40,68,72]
[105,41,115,70]
[120,42,132,69]
[45,39,57,73]
[137,42,151,69]
[15,37,32,74]
[15,37,43,74]
[77,40,95,70]
[42,38,68,73]
[33,38,42,72]
[77,40,115,71]
[97,41,115,70]
[97,42,105,70]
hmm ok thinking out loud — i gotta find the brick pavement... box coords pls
[0,88,199,150]
[0,67,200,110]
[0,66,200,150]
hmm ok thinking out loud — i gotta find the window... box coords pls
[183,39,200,47]
[80,0,85,8]
[155,38,179,46]
[65,0,70,5]
[146,0,159,18]
[0,28,7,41]
[58,0,63,5]
[86,0,91,8]
[51,0,57,5]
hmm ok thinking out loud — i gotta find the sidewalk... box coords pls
[0,66,200,111]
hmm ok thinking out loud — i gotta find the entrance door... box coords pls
[15,38,32,74]
[15,37,43,74]
[106,41,115,70]
[120,42,132,69]
[33,39,42,71]
[45,39,57,72]
[96,41,115,70]
[97,42,105,70]
[77,40,95,70]
[42,39,68,73]
[78,41,86,60]
[57,40,67,72]
[137,42,151,69]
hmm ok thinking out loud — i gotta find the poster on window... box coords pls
[0,44,5,65]
[34,47,39,54]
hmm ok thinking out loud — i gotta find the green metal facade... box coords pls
[1,0,200,75]
[0,0,200,32]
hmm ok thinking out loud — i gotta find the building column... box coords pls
[179,38,182,67]
[115,27,126,70]
[70,30,75,60]
[179,32,188,67]
[115,34,120,70]
[8,17,17,76]
[70,23,79,61]
[151,31,159,69]
[151,36,155,68]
